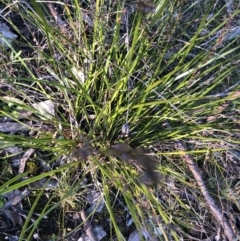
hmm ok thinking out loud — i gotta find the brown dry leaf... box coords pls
[122,122,130,137]
[86,189,104,214]
[2,189,31,209]
[18,148,35,174]
[32,100,55,120]
[0,122,30,133]
[0,189,31,229]
[0,22,17,48]
[3,210,23,227]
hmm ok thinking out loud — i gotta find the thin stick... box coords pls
[80,209,98,241]
[164,121,236,240]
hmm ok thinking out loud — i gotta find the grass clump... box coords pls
[0,0,240,240]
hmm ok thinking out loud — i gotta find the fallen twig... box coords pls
[80,209,98,241]
[176,140,236,240]
[164,121,236,241]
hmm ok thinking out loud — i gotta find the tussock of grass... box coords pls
[0,0,240,240]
